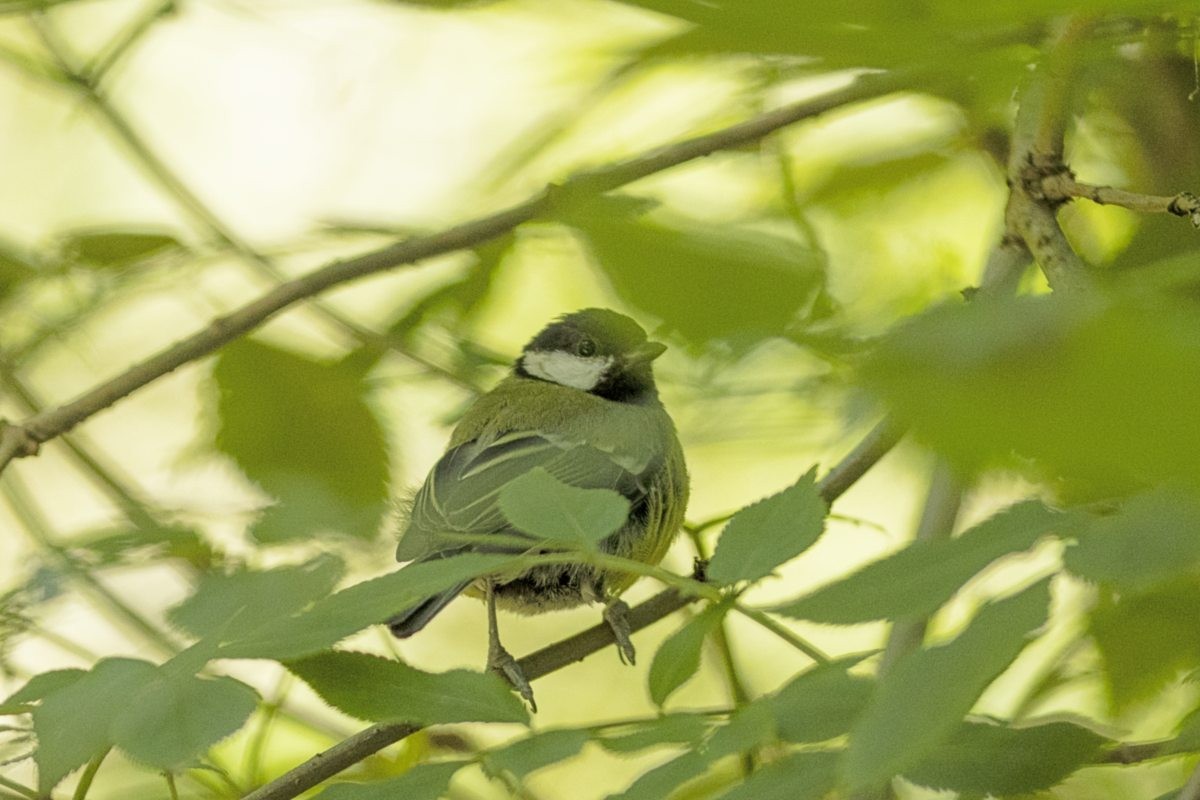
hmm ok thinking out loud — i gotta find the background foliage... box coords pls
[2,1,1200,799]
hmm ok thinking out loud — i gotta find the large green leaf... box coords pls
[217,553,516,661]
[707,469,827,585]
[213,339,391,542]
[841,579,1051,792]
[168,554,343,640]
[111,674,258,769]
[903,717,1108,795]
[484,729,591,781]
[0,669,85,715]
[595,714,711,753]
[60,229,182,267]
[32,658,158,793]
[648,603,729,707]
[715,751,838,800]
[772,501,1066,623]
[561,198,825,350]
[498,468,630,547]
[315,762,466,800]
[864,294,1200,494]
[286,651,529,725]
[1065,487,1200,592]
[767,658,874,744]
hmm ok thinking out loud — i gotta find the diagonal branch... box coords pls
[0,70,906,476]
[1038,171,1200,227]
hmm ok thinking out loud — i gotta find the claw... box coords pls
[485,579,537,711]
[604,599,636,666]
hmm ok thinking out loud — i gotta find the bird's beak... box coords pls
[628,341,668,365]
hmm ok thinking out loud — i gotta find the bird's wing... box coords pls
[395,431,648,561]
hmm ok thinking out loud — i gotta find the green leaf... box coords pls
[218,553,516,661]
[596,714,711,753]
[0,239,37,297]
[841,579,1051,792]
[773,501,1066,623]
[498,467,630,547]
[61,229,181,267]
[484,729,591,780]
[904,717,1107,795]
[213,339,391,542]
[111,674,258,769]
[716,751,838,800]
[1088,581,1200,709]
[286,651,529,725]
[707,470,827,585]
[864,294,1200,494]
[32,658,158,793]
[648,603,730,707]
[315,761,466,800]
[0,669,85,715]
[562,197,825,350]
[167,554,343,640]
[1065,487,1200,592]
[767,658,874,743]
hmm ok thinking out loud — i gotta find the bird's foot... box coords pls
[603,599,637,665]
[488,644,537,712]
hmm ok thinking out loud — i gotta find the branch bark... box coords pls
[0,71,905,477]
[1039,171,1200,227]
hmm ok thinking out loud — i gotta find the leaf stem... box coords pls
[72,749,109,800]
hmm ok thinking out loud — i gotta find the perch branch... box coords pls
[1038,171,1200,227]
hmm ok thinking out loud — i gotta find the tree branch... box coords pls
[0,70,905,477]
[1038,171,1200,227]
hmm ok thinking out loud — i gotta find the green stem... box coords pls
[0,775,37,800]
[164,771,179,800]
[732,605,829,665]
[72,749,109,800]
[244,675,291,787]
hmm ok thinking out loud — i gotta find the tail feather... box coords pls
[387,580,471,638]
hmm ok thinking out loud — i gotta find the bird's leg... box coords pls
[603,598,636,666]
[485,579,536,711]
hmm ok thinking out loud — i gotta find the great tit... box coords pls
[388,308,689,706]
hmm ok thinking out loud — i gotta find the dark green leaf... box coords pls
[217,553,516,661]
[716,751,838,800]
[842,579,1051,792]
[72,525,214,571]
[767,658,874,743]
[596,714,711,753]
[864,294,1200,493]
[0,239,37,297]
[111,674,258,769]
[32,658,158,793]
[315,761,466,800]
[484,729,591,780]
[707,470,827,585]
[1088,581,1200,709]
[213,339,391,542]
[1168,707,1200,755]
[773,501,1066,623]
[648,603,729,707]
[562,197,825,350]
[498,468,630,547]
[904,718,1107,795]
[1065,487,1200,592]
[61,229,181,267]
[0,669,85,715]
[286,650,529,725]
[167,554,343,640]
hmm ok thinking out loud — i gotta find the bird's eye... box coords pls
[576,338,596,357]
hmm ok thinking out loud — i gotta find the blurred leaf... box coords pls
[111,674,258,769]
[0,239,37,298]
[1065,487,1200,592]
[772,501,1066,623]
[707,469,827,585]
[484,729,590,780]
[715,751,838,800]
[596,714,711,753]
[71,524,214,570]
[388,238,509,343]
[1168,707,1200,755]
[648,603,729,707]
[0,669,85,715]
[32,658,158,793]
[315,761,466,800]
[61,229,181,267]
[1088,580,1200,709]
[498,468,630,547]
[561,198,824,350]
[286,650,529,725]
[167,554,343,640]
[903,717,1107,795]
[864,294,1200,493]
[217,553,516,661]
[213,339,391,542]
[767,658,873,743]
[842,579,1051,792]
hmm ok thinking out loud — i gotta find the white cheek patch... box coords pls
[523,350,613,391]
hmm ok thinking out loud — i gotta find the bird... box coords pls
[388,308,689,707]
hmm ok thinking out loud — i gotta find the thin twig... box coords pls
[1039,172,1200,227]
[73,749,109,800]
[0,775,36,800]
[0,70,905,476]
